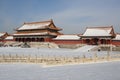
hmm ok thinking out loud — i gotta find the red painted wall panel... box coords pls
[51,40,82,44]
[112,40,120,46]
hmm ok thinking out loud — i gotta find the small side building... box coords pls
[52,34,82,44]
[4,35,14,42]
[13,19,62,42]
[80,26,116,45]
[0,32,8,42]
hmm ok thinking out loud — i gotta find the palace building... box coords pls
[13,20,62,42]
[0,32,8,42]
[80,26,116,45]
[0,19,119,46]
[52,34,82,44]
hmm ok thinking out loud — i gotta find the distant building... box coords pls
[4,35,14,42]
[13,19,62,42]
[52,34,82,44]
[80,26,116,45]
[0,32,8,42]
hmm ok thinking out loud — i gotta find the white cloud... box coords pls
[48,7,120,34]
[0,0,120,34]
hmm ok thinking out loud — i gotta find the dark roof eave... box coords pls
[16,27,62,31]
[48,27,62,31]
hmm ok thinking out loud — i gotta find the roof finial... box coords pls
[50,19,53,22]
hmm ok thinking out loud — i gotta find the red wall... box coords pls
[112,40,120,46]
[44,38,52,42]
[52,40,120,46]
[51,40,82,44]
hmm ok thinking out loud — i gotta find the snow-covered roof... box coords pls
[54,35,80,40]
[0,33,6,37]
[13,32,57,36]
[113,34,120,40]
[17,20,61,31]
[82,27,113,37]
[17,21,51,30]
[5,36,14,40]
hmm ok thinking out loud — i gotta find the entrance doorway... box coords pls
[92,38,99,45]
[101,39,106,44]
[85,39,90,45]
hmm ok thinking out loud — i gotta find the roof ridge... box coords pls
[87,26,113,29]
[24,20,52,24]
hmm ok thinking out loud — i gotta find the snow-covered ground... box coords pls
[0,61,120,80]
[0,47,119,57]
[75,45,97,52]
[0,47,120,80]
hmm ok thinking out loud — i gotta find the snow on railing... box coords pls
[0,53,120,66]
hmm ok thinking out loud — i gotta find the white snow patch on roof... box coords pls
[54,35,80,40]
[113,34,120,40]
[83,28,112,36]
[13,32,57,36]
[18,22,51,30]
[0,33,6,37]
[5,36,13,40]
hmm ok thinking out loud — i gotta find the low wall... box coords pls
[51,40,82,44]
[52,40,120,46]
[112,40,120,46]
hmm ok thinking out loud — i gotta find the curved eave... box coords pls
[16,27,62,31]
[13,32,58,37]
[48,27,62,31]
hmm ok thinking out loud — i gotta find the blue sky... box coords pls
[0,0,120,34]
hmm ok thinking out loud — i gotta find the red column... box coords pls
[110,39,112,44]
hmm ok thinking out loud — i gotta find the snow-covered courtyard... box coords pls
[0,47,120,80]
[0,62,120,80]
